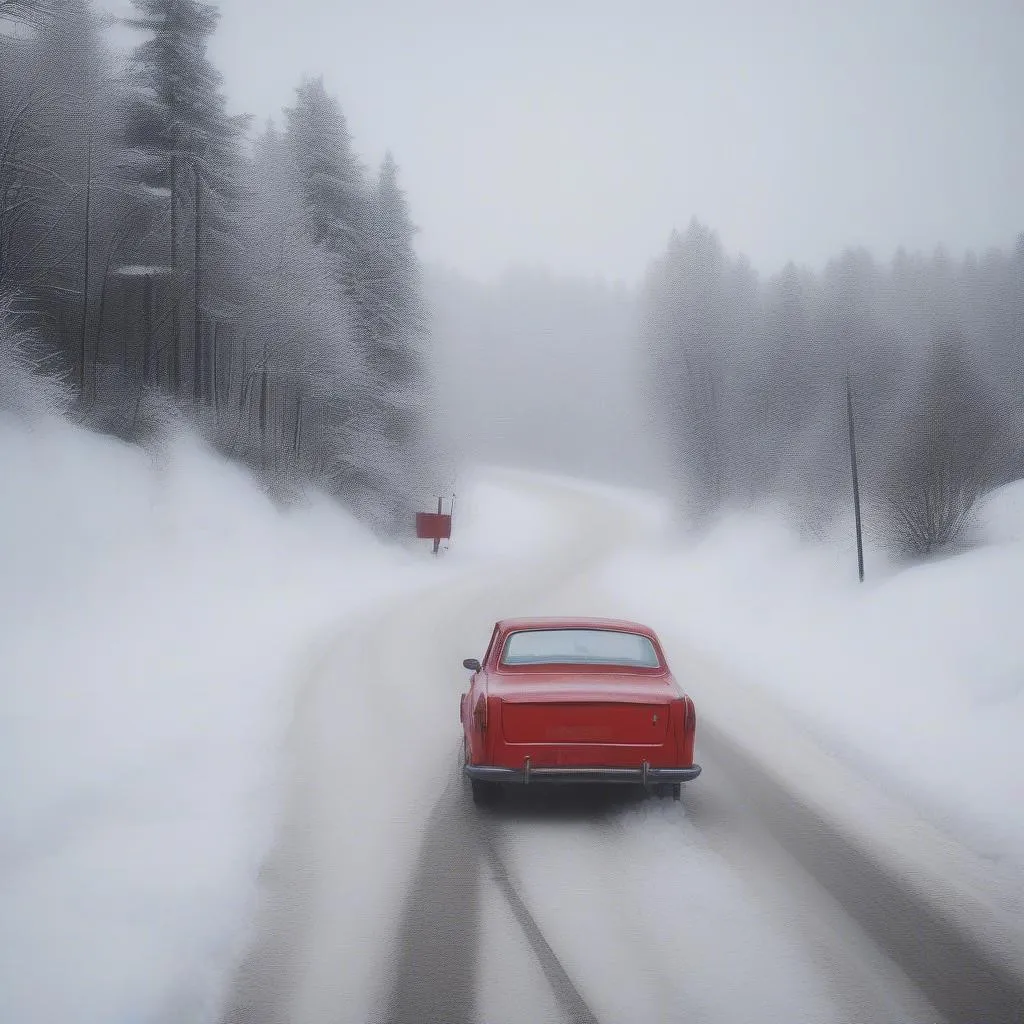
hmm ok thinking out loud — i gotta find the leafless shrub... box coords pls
[879,330,1008,555]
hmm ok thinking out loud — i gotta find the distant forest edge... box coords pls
[2,1,1022,555]
[0,0,438,537]
[643,222,1024,556]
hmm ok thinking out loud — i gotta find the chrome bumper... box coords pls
[464,760,702,785]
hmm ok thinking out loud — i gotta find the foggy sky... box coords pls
[108,0,1024,284]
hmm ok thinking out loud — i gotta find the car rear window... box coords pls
[501,628,661,668]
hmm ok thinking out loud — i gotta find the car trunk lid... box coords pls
[494,670,676,745]
[501,700,669,744]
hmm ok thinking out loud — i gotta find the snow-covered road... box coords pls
[221,472,1024,1024]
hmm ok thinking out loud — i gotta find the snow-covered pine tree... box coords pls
[641,219,734,523]
[283,76,366,264]
[236,119,362,487]
[282,78,377,500]
[120,0,248,401]
[0,0,111,377]
[284,79,430,534]
[355,150,429,535]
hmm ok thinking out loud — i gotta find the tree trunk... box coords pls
[259,367,268,437]
[259,367,269,472]
[239,333,249,413]
[221,323,231,410]
[78,137,92,394]
[94,224,129,397]
[121,282,129,373]
[212,320,220,421]
[846,375,865,582]
[169,154,179,394]
[192,176,202,409]
[140,273,152,386]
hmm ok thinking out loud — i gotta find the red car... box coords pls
[460,616,701,805]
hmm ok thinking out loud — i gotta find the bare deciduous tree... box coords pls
[643,226,1022,560]
[877,331,1006,554]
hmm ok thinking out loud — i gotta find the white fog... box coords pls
[2,2,1023,1022]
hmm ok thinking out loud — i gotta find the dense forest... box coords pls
[4,2,1022,557]
[642,220,1024,555]
[0,0,435,536]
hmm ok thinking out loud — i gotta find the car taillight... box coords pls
[681,695,696,762]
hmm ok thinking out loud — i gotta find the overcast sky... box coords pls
[109,0,1024,284]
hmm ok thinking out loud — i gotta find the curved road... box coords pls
[222,474,1024,1024]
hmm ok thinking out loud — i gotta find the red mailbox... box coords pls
[415,512,452,541]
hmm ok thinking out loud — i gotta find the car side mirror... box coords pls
[463,658,481,672]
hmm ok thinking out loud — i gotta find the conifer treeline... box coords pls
[643,221,1024,554]
[0,0,431,535]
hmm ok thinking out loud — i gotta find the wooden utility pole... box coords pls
[846,375,865,582]
[433,496,442,556]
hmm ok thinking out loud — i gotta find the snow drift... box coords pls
[0,410,557,1024]
[595,483,1024,871]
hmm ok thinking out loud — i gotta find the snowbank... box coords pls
[440,466,562,560]
[594,483,1024,871]
[0,414,558,1024]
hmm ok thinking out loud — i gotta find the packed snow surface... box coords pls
[0,414,556,1024]
[4,407,1022,1023]
[595,483,1024,871]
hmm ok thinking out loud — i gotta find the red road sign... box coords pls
[416,512,452,541]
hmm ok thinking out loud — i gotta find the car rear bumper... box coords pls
[464,761,702,785]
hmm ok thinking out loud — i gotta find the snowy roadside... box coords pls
[0,415,560,1024]
[585,481,1024,953]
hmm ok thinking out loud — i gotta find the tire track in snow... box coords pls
[480,827,601,1024]
[223,474,651,1024]
[490,790,714,1024]
[375,781,482,1024]
[697,718,1024,1024]
[376,777,601,1024]
[593,807,711,1019]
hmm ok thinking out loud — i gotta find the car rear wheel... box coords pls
[471,779,503,807]
[653,782,682,800]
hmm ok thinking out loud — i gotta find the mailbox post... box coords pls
[415,496,453,555]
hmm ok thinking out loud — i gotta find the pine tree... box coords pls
[282,79,375,497]
[237,119,360,484]
[120,0,248,399]
[283,80,430,533]
[283,76,365,268]
[356,151,428,531]
[759,264,822,493]
[642,219,734,522]
[0,0,107,328]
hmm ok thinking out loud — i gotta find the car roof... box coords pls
[496,616,658,637]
